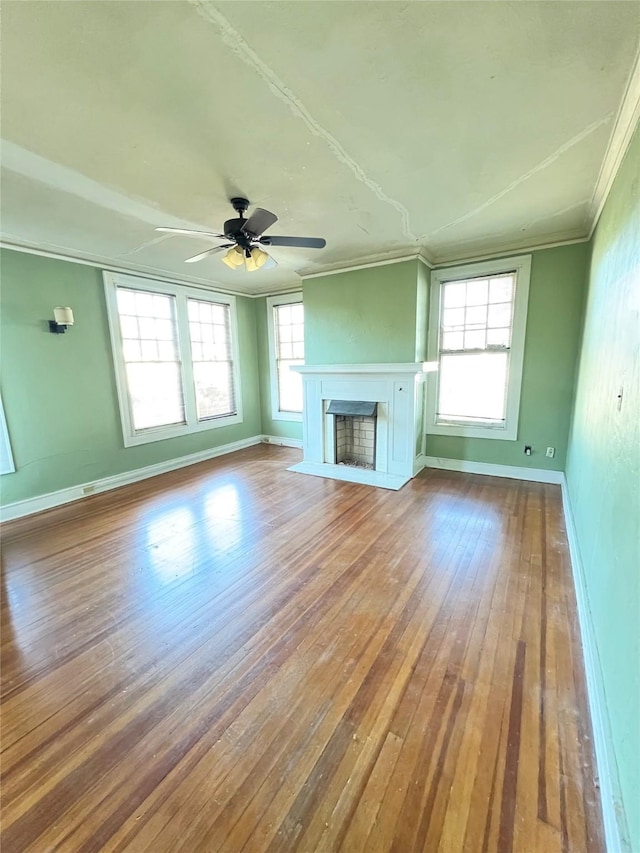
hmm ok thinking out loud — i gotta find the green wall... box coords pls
[426,243,589,471]
[254,296,302,442]
[303,260,423,365]
[0,250,262,505]
[565,127,639,851]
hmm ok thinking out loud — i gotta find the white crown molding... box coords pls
[589,48,640,239]
[300,249,424,280]
[431,230,590,268]
[418,249,434,269]
[293,362,437,375]
[0,238,302,298]
[0,238,256,297]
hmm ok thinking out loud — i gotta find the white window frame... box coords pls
[266,292,304,422]
[426,254,531,441]
[104,272,243,447]
[0,394,15,474]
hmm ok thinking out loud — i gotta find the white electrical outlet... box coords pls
[546,447,555,458]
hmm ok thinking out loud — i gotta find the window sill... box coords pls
[123,412,243,447]
[426,422,517,441]
[270,410,303,423]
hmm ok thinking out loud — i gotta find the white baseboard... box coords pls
[423,455,564,484]
[414,454,428,477]
[0,435,264,522]
[561,476,629,853]
[261,435,303,449]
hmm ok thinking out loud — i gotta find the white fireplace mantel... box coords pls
[289,362,438,490]
[293,362,438,376]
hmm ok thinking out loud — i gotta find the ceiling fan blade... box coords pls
[263,255,278,271]
[185,245,232,263]
[241,208,278,238]
[156,227,225,238]
[260,236,326,249]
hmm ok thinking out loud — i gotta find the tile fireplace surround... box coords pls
[289,363,438,490]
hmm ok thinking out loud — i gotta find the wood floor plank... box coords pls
[0,446,604,852]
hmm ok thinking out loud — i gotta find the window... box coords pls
[426,255,531,441]
[104,273,242,446]
[266,293,304,421]
[0,395,15,475]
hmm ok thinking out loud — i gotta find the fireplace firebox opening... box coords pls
[327,400,378,470]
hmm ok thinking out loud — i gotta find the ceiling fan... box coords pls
[156,197,326,272]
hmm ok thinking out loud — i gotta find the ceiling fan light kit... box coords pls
[157,197,326,272]
[221,246,245,270]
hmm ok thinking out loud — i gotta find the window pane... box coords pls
[117,289,136,315]
[487,327,510,347]
[278,305,292,325]
[122,339,141,361]
[443,282,466,308]
[153,295,172,318]
[442,331,464,351]
[490,276,514,303]
[188,299,236,421]
[278,360,303,412]
[140,340,158,360]
[464,329,486,349]
[488,302,512,328]
[443,307,465,329]
[193,361,234,420]
[116,287,184,432]
[273,301,304,413]
[126,362,185,430]
[120,316,138,338]
[465,305,487,326]
[465,279,488,306]
[135,291,154,315]
[439,271,516,357]
[438,352,508,423]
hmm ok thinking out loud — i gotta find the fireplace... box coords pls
[328,400,377,469]
[289,362,438,490]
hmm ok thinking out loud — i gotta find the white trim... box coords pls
[0,239,266,298]
[288,461,409,491]
[103,272,243,447]
[0,396,15,475]
[431,235,590,269]
[414,453,428,477]
[561,476,630,853]
[294,362,438,376]
[426,255,531,442]
[417,251,434,269]
[423,456,563,484]
[0,435,264,523]
[301,251,425,280]
[261,435,303,449]
[589,50,640,239]
[266,292,304,423]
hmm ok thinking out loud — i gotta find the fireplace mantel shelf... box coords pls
[293,362,438,375]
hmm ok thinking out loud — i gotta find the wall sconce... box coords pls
[49,307,74,334]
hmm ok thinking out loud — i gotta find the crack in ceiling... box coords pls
[426,113,613,239]
[190,0,419,243]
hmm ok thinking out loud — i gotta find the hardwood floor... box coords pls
[1,446,603,852]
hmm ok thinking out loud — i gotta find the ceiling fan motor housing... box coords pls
[224,218,253,247]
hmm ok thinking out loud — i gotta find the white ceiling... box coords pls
[1,1,638,295]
